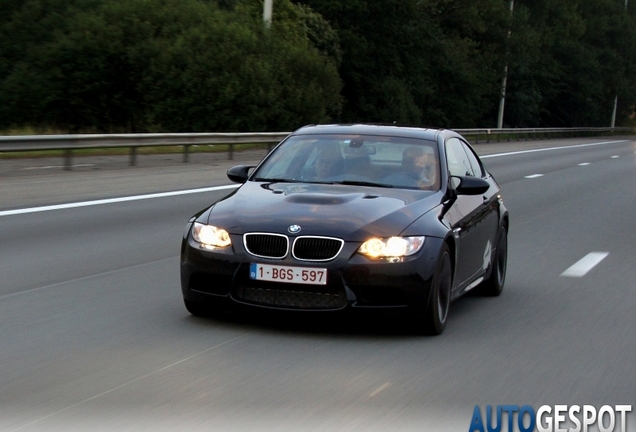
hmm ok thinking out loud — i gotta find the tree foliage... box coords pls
[1,0,635,132]
[296,0,636,127]
[0,0,341,132]
[504,0,636,127]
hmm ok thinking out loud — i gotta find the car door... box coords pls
[443,138,499,287]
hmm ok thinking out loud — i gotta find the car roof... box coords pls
[291,124,452,141]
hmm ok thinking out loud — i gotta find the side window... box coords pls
[445,138,475,177]
[461,140,485,178]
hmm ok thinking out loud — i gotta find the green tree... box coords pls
[0,0,342,132]
[293,0,510,127]
[2,0,635,131]
[0,0,102,128]
[505,0,636,127]
[143,0,342,131]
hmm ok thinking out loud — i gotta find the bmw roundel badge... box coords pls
[288,225,301,234]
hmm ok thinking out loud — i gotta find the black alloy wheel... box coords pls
[478,224,508,296]
[411,243,453,335]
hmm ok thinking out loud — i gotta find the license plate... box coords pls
[250,263,327,285]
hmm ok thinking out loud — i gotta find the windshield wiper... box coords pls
[252,178,302,183]
[328,180,394,188]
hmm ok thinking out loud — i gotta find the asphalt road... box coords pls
[1,137,635,431]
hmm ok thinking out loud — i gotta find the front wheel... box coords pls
[184,298,209,317]
[409,243,453,335]
[184,297,236,318]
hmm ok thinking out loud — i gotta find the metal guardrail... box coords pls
[0,127,633,170]
[457,127,634,143]
[0,132,290,169]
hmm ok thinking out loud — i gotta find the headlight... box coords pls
[192,222,232,249]
[358,236,425,258]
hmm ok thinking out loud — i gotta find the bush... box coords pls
[0,0,343,132]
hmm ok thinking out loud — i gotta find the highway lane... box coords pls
[1,138,635,431]
[0,188,237,295]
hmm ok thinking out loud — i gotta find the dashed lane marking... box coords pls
[561,252,609,277]
[369,383,392,398]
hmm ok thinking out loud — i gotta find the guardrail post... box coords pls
[183,145,190,163]
[229,143,234,160]
[130,147,137,166]
[64,149,72,171]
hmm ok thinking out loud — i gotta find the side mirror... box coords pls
[451,176,490,195]
[227,165,254,183]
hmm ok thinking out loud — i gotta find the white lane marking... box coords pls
[369,382,391,397]
[481,140,627,159]
[561,252,609,277]
[578,162,591,166]
[0,185,239,217]
[23,164,95,170]
[611,155,620,158]
[525,174,544,179]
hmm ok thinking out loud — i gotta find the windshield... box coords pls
[252,134,441,191]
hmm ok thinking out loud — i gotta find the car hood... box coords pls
[204,181,443,241]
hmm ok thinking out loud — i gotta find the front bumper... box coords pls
[180,233,444,312]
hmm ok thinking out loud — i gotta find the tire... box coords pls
[477,224,508,296]
[184,298,209,317]
[410,243,453,335]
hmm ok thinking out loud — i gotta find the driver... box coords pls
[401,145,438,188]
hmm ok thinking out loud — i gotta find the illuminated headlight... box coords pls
[358,236,425,258]
[192,222,232,249]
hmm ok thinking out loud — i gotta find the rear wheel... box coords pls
[410,243,452,335]
[478,224,508,296]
